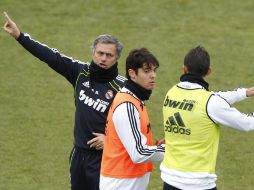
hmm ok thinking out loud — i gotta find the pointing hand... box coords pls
[3,12,21,39]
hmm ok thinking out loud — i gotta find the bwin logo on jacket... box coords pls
[79,90,109,112]
[165,112,191,135]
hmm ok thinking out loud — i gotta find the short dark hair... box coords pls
[125,48,159,79]
[184,46,210,76]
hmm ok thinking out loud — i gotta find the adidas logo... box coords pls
[82,81,90,88]
[165,112,191,135]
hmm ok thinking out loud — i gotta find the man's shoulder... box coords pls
[78,61,90,67]
[77,61,90,73]
[114,75,126,87]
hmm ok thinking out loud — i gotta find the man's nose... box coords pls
[101,54,107,61]
[151,71,156,78]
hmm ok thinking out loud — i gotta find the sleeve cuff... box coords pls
[16,32,25,43]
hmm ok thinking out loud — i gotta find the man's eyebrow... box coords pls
[143,64,157,69]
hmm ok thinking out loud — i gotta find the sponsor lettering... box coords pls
[163,96,195,111]
[79,90,109,112]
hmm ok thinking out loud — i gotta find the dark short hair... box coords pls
[125,48,159,79]
[184,46,210,76]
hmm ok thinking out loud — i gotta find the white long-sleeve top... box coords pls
[100,87,165,190]
[161,81,254,190]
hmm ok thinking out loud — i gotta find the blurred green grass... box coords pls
[1,0,254,189]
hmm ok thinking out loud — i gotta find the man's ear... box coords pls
[206,67,212,76]
[128,69,136,80]
[183,65,189,74]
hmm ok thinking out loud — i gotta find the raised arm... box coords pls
[3,12,85,85]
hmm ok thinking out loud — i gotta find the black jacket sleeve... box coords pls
[17,32,87,86]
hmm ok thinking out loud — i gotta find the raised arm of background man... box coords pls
[3,11,81,84]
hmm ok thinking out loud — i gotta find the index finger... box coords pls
[87,137,98,145]
[3,11,11,21]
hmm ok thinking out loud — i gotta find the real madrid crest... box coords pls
[105,90,114,100]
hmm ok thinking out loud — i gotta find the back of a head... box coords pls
[91,34,124,60]
[184,46,210,77]
[125,48,159,79]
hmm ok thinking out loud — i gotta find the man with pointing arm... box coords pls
[3,12,125,190]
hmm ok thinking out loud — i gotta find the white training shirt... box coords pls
[160,81,254,190]
[100,87,165,190]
